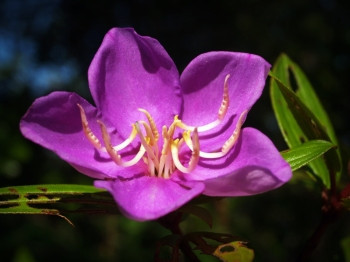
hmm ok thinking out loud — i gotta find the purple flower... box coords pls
[20,28,292,221]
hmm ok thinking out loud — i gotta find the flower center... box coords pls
[77,74,247,179]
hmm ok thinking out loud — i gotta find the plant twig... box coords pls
[158,212,200,262]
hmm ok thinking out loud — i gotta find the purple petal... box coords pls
[179,52,270,151]
[20,91,145,179]
[94,175,205,221]
[88,28,182,139]
[179,128,291,195]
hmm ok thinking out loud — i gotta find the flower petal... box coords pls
[94,175,205,221]
[179,52,270,151]
[89,28,182,138]
[20,91,145,179]
[180,52,270,126]
[179,127,291,196]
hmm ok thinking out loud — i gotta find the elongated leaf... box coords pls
[0,184,117,224]
[270,54,341,188]
[281,140,335,171]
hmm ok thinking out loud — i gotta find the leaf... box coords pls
[270,54,341,188]
[0,184,117,224]
[213,241,254,262]
[281,140,335,171]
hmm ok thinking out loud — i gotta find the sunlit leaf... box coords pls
[213,241,254,262]
[270,54,341,188]
[0,184,116,224]
[281,140,335,171]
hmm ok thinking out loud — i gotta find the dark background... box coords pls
[1,0,350,261]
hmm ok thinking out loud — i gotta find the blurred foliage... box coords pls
[1,0,350,261]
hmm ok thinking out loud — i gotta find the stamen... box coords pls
[139,120,159,164]
[138,108,159,141]
[79,73,245,179]
[221,109,247,154]
[113,124,138,151]
[184,110,247,159]
[135,122,159,168]
[171,128,200,173]
[175,74,231,132]
[139,121,157,146]
[188,128,200,169]
[98,120,146,167]
[218,74,230,120]
[158,126,170,176]
[77,104,102,150]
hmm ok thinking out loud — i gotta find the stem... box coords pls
[298,173,341,262]
[158,212,200,262]
[298,207,338,262]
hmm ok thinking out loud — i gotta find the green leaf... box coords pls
[0,184,116,224]
[213,241,254,262]
[270,54,341,188]
[281,140,335,171]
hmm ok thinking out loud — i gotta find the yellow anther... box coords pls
[138,108,159,141]
[182,130,193,149]
[77,103,102,150]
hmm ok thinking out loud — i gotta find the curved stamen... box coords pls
[139,121,157,146]
[158,126,170,176]
[171,128,200,173]
[135,122,159,169]
[98,120,146,167]
[77,104,102,150]
[175,74,231,133]
[218,74,230,120]
[113,124,138,151]
[183,110,247,159]
[138,108,159,141]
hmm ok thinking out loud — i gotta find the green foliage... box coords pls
[0,184,116,224]
[270,54,342,188]
[281,140,335,171]
[156,231,251,262]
